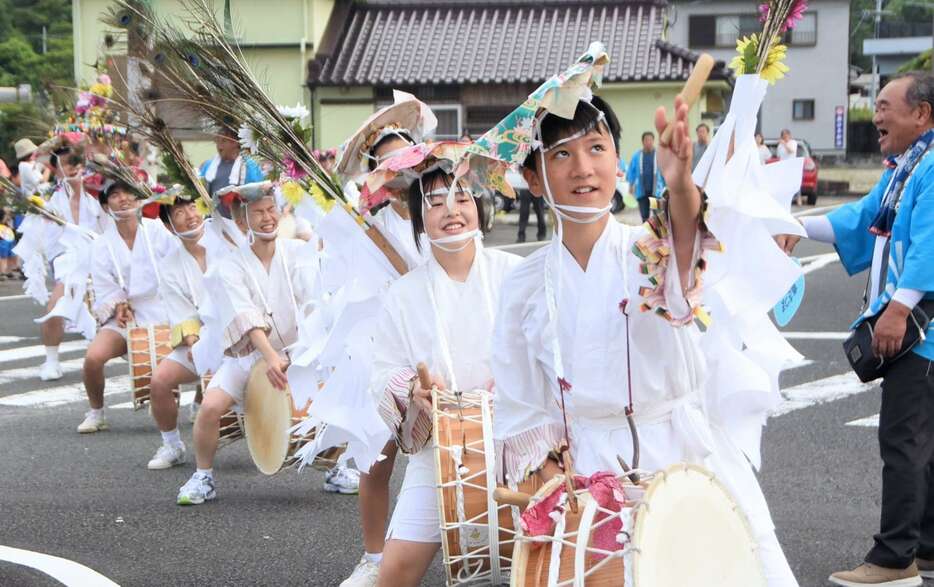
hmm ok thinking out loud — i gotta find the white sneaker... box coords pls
[176,472,216,506]
[340,555,380,587]
[323,464,360,495]
[147,443,187,470]
[77,411,108,434]
[188,401,201,424]
[39,361,63,381]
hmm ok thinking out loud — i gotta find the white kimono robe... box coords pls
[214,238,318,359]
[372,245,521,542]
[90,218,178,327]
[492,215,797,586]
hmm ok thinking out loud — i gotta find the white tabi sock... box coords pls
[45,346,59,364]
[364,552,383,564]
[161,429,182,447]
[89,408,104,418]
[196,468,213,479]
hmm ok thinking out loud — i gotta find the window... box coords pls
[690,14,767,48]
[793,99,815,121]
[784,13,817,46]
[431,105,463,139]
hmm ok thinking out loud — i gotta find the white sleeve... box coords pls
[491,271,565,485]
[218,257,270,357]
[161,265,201,347]
[892,288,925,310]
[90,240,126,323]
[801,215,836,244]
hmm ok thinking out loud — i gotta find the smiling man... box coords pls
[782,71,934,587]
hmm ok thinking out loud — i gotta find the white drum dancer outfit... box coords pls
[374,244,520,542]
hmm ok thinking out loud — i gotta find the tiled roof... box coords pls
[308,1,731,87]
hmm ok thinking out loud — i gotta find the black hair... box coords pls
[50,148,82,170]
[97,179,134,208]
[158,198,197,225]
[367,130,415,172]
[5,160,18,177]
[696,123,710,132]
[522,95,621,171]
[641,131,655,141]
[406,167,486,252]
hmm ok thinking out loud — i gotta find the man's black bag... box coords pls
[843,300,933,383]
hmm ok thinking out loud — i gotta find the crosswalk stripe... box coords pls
[109,389,197,410]
[0,375,130,408]
[773,371,877,417]
[846,414,879,427]
[0,340,88,364]
[0,358,127,385]
[0,336,29,345]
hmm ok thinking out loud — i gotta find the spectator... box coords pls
[516,186,546,243]
[0,206,15,280]
[781,71,934,587]
[626,131,665,222]
[692,123,711,169]
[198,126,265,202]
[777,128,798,161]
[14,138,49,197]
[756,133,772,165]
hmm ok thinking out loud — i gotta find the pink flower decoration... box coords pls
[378,144,430,172]
[283,156,308,180]
[783,0,808,32]
[98,74,111,85]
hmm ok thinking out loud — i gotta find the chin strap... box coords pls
[169,217,206,241]
[245,210,278,244]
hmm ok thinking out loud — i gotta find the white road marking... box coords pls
[801,253,840,275]
[773,372,877,417]
[0,340,88,364]
[0,544,120,587]
[846,414,880,427]
[794,204,844,218]
[0,294,33,302]
[109,389,197,410]
[492,241,546,252]
[0,375,130,408]
[782,331,850,340]
[0,336,28,345]
[0,357,127,385]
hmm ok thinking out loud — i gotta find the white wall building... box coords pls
[667,0,851,155]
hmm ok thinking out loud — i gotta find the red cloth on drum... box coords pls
[519,471,627,560]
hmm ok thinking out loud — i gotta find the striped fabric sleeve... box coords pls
[376,366,433,454]
[496,422,566,486]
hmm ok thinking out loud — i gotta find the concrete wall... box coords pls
[314,86,376,149]
[668,0,851,154]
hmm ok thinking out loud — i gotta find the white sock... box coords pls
[89,408,104,418]
[161,429,181,446]
[45,346,59,364]
[196,468,213,478]
[364,552,383,564]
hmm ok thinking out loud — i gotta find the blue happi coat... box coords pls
[827,150,934,360]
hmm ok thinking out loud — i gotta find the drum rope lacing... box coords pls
[425,248,500,582]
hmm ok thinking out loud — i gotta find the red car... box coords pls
[764,138,819,205]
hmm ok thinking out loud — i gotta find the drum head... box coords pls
[632,464,765,587]
[244,358,293,475]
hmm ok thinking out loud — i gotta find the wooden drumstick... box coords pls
[416,362,433,391]
[659,53,716,146]
[493,487,531,509]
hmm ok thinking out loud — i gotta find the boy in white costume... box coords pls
[488,44,798,586]
[368,154,521,586]
[145,188,222,470]
[176,182,318,505]
[79,178,178,433]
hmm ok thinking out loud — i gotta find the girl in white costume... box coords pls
[370,161,521,586]
[488,45,798,586]
[176,182,319,506]
[78,178,178,434]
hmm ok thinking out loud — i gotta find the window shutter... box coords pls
[688,15,716,48]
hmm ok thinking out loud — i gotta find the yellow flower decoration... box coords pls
[89,82,113,98]
[195,197,212,217]
[280,181,306,207]
[760,42,790,84]
[309,182,335,213]
[28,195,45,208]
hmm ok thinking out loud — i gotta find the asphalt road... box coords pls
[1,201,929,586]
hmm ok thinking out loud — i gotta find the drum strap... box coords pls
[424,244,495,391]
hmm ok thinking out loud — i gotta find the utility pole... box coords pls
[870,0,883,108]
